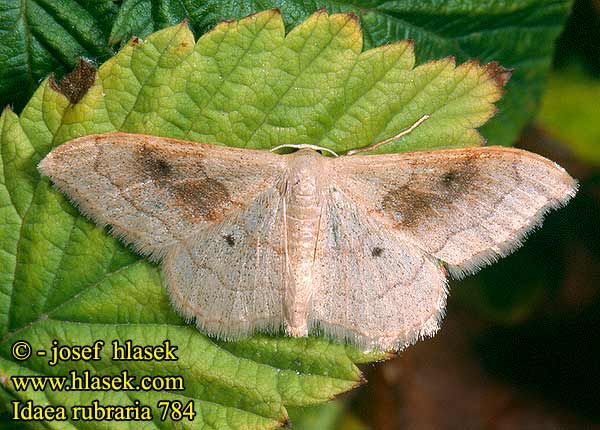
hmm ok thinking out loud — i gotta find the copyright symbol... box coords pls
[12,341,31,361]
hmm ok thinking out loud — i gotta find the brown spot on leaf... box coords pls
[49,58,96,104]
[383,158,480,228]
[484,61,512,88]
[171,178,231,222]
[459,59,511,92]
[346,11,359,22]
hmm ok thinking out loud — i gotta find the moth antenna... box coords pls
[346,114,431,156]
[271,143,339,157]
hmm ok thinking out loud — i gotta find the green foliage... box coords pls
[538,69,600,165]
[288,402,344,430]
[1,0,572,146]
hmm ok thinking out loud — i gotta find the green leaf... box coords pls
[2,1,571,147]
[109,0,188,46]
[287,401,370,430]
[108,0,572,146]
[103,11,506,155]
[287,402,344,430]
[537,69,600,165]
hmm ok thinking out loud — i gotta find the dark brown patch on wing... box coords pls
[132,145,227,223]
[171,178,231,222]
[136,145,174,183]
[49,58,96,104]
[439,160,478,192]
[383,187,435,228]
[371,247,384,257]
[382,158,480,228]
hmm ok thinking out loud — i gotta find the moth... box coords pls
[39,117,577,351]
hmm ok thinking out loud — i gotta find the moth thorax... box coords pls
[287,149,325,201]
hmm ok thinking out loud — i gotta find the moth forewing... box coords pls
[39,132,287,260]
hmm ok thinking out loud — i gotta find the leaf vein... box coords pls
[244,13,356,147]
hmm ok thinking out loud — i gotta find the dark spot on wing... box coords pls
[438,164,479,196]
[438,159,478,192]
[441,170,458,184]
[49,58,96,104]
[383,187,435,228]
[136,145,173,183]
[155,158,172,176]
[223,234,236,247]
[382,158,480,228]
[171,178,231,222]
[371,247,384,257]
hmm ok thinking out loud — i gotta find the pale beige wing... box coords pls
[38,132,286,259]
[332,146,577,277]
[163,185,287,339]
[310,187,448,351]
